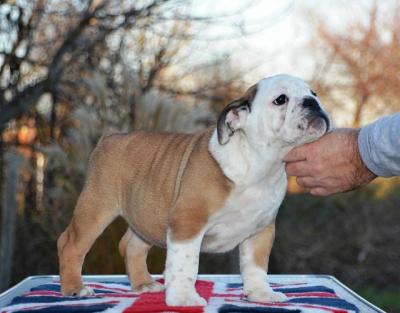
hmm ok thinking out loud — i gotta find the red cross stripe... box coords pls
[123,280,214,313]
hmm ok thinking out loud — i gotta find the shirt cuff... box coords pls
[358,124,393,177]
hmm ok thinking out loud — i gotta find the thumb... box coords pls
[283,146,308,162]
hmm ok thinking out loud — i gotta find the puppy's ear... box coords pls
[217,84,258,145]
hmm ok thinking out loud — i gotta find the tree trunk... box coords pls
[352,94,369,128]
[0,152,24,292]
[352,103,363,128]
[128,93,136,130]
[50,92,58,139]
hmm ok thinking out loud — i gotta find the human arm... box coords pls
[284,128,376,196]
[284,113,400,196]
[357,113,400,177]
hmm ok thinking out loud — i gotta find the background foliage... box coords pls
[0,1,399,312]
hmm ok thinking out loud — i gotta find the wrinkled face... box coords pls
[217,74,330,147]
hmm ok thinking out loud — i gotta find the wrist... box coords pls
[351,129,377,184]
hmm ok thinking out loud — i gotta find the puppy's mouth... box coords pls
[307,112,330,134]
[300,96,330,134]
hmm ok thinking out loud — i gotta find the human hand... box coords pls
[284,128,376,196]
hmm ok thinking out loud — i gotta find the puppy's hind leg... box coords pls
[119,229,164,293]
[58,189,119,296]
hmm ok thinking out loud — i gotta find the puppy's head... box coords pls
[217,74,330,147]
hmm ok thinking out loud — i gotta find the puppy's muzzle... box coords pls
[302,97,330,132]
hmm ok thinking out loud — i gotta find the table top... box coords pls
[0,274,384,312]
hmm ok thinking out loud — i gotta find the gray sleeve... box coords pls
[358,113,400,177]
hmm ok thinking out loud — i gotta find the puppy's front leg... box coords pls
[240,224,287,303]
[165,229,206,307]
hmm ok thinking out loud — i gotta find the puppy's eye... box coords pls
[311,90,317,96]
[273,94,288,106]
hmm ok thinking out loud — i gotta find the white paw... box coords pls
[78,286,95,297]
[134,281,165,293]
[166,290,207,307]
[246,289,287,303]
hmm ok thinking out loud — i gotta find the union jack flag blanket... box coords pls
[0,275,381,313]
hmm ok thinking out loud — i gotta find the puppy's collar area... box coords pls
[209,129,288,186]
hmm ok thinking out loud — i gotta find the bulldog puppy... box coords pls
[58,74,330,306]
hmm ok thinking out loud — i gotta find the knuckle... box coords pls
[297,176,312,188]
[311,188,323,196]
[308,142,318,155]
[318,188,330,196]
[285,163,293,174]
[314,162,324,174]
[296,177,304,186]
[291,163,300,174]
[286,162,300,176]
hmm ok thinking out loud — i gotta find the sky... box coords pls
[189,0,376,83]
[185,0,397,126]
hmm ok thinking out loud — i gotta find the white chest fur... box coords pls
[203,131,289,253]
[201,170,287,253]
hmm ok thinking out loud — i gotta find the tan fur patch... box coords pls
[252,223,275,269]
[83,128,233,244]
[169,130,233,241]
[58,127,233,295]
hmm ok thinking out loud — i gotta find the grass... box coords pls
[356,285,400,312]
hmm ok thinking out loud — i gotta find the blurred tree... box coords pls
[309,1,400,127]
[0,0,181,289]
[0,0,262,289]
[275,178,400,288]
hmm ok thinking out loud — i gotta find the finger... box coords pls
[283,146,308,162]
[285,161,313,177]
[310,187,331,197]
[296,176,320,189]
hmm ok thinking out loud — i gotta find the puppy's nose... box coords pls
[302,96,320,111]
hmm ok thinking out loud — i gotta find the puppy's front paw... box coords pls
[246,289,287,303]
[78,286,95,297]
[134,281,165,293]
[166,290,207,307]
